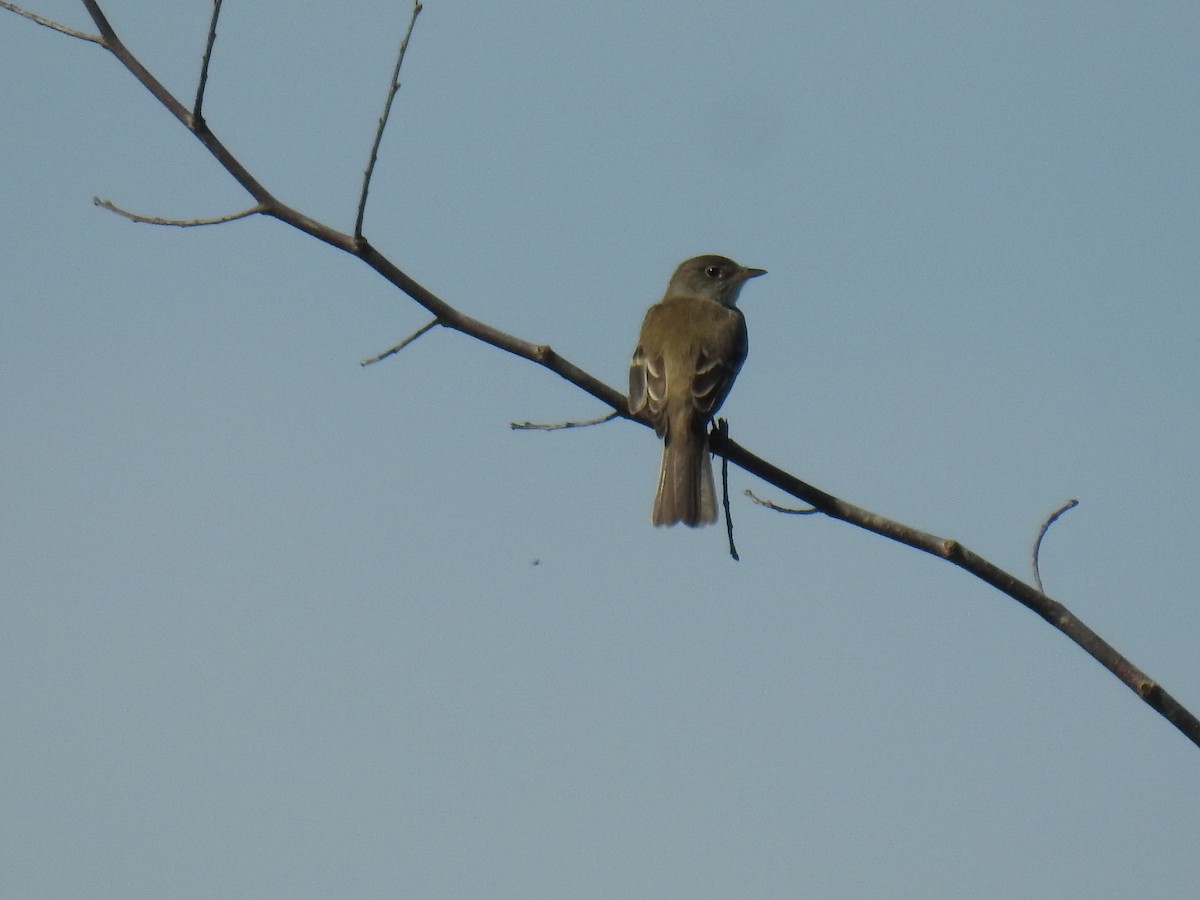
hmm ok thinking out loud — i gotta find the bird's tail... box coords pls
[652,430,717,527]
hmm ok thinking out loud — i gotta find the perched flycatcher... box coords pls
[629,255,766,527]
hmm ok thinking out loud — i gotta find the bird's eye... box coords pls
[705,265,723,279]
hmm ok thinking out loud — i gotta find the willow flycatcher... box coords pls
[629,255,766,527]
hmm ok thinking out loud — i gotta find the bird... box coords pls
[628,255,766,526]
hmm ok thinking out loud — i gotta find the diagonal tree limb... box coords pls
[6,0,1194,750]
[711,435,1197,743]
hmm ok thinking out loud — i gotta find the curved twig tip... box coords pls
[1032,499,1080,593]
[94,197,263,227]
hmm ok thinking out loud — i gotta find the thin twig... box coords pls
[717,420,740,560]
[745,489,821,515]
[1032,498,1079,593]
[193,0,223,120]
[511,412,619,431]
[360,318,439,366]
[94,197,264,226]
[0,0,102,43]
[355,0,423,240]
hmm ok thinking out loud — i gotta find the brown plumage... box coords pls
[629,255,764,526]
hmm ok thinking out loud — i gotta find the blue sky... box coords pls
[3,2,1199,897]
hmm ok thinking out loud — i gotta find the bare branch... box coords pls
[1032,498,1079,593]
[355,0,424,240]
[94,196,264,227]
[510,412,619,431]
[0,0,102,43]
[360,318,439,366]
[712,432,1198,745]
[745,489,820,516]
[25,1,1200,752]
[193,0,223,119]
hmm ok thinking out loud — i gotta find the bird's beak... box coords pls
[739,267,767,281]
